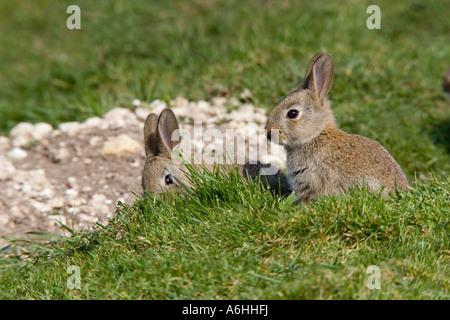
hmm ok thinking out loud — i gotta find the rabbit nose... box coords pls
[265,125,272,141]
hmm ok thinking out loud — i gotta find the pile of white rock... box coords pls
[136,96,286,166]
[0,94,286,241]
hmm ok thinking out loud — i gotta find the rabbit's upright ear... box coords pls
[157,108,181,158]
[144,113,159,158]
[301,53,334,102]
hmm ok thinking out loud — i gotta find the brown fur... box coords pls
[266,53,409,202]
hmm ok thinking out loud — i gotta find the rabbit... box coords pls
[142,108,293,197]
[265,52,409,203]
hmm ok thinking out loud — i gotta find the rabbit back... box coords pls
[286,125,409,202]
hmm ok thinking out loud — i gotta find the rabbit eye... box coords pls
[165,174,174,185]
[287,109,299,119]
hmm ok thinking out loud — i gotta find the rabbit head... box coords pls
[142,108,191,194]
[266,52,336,146]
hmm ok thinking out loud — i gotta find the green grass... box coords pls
[0,166,448,299]
[0,0,449,177]
[0,0,449,299]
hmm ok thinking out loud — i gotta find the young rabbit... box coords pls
[265,52,409,202]
[142,108,292,197]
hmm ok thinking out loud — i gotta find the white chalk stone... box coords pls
[39,188,54,199]
[135,107,152,121]
[103,108,137,123]
[7,147,27,160]
[65,188,79,199]
[82,117,108,130]
[170,97,188,109]
[211,96,227,107]
[59,122,82,137]
[132,99,142,107]
[31,123,53,141]
[52,147,71,163]
[100,134,143,158]
[67,177,77,188]
[89,135,102,146]
[0,156,16,181]
[0,136,11,152]
[10,122,34,147]
[0,213,10,226]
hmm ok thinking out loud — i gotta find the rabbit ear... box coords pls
[157,108,181,158]
[301,52,326,89]
[301,53,334,101]
[143,113,159,158]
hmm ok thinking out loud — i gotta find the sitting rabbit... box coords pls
[265,52,409,202]
[142,108,292,197]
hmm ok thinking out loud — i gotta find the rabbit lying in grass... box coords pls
[265,52,409,202]
[142,108,292,197]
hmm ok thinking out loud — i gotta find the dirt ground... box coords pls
[0,116,145,243]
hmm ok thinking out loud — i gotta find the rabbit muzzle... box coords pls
[265,124,285,145]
